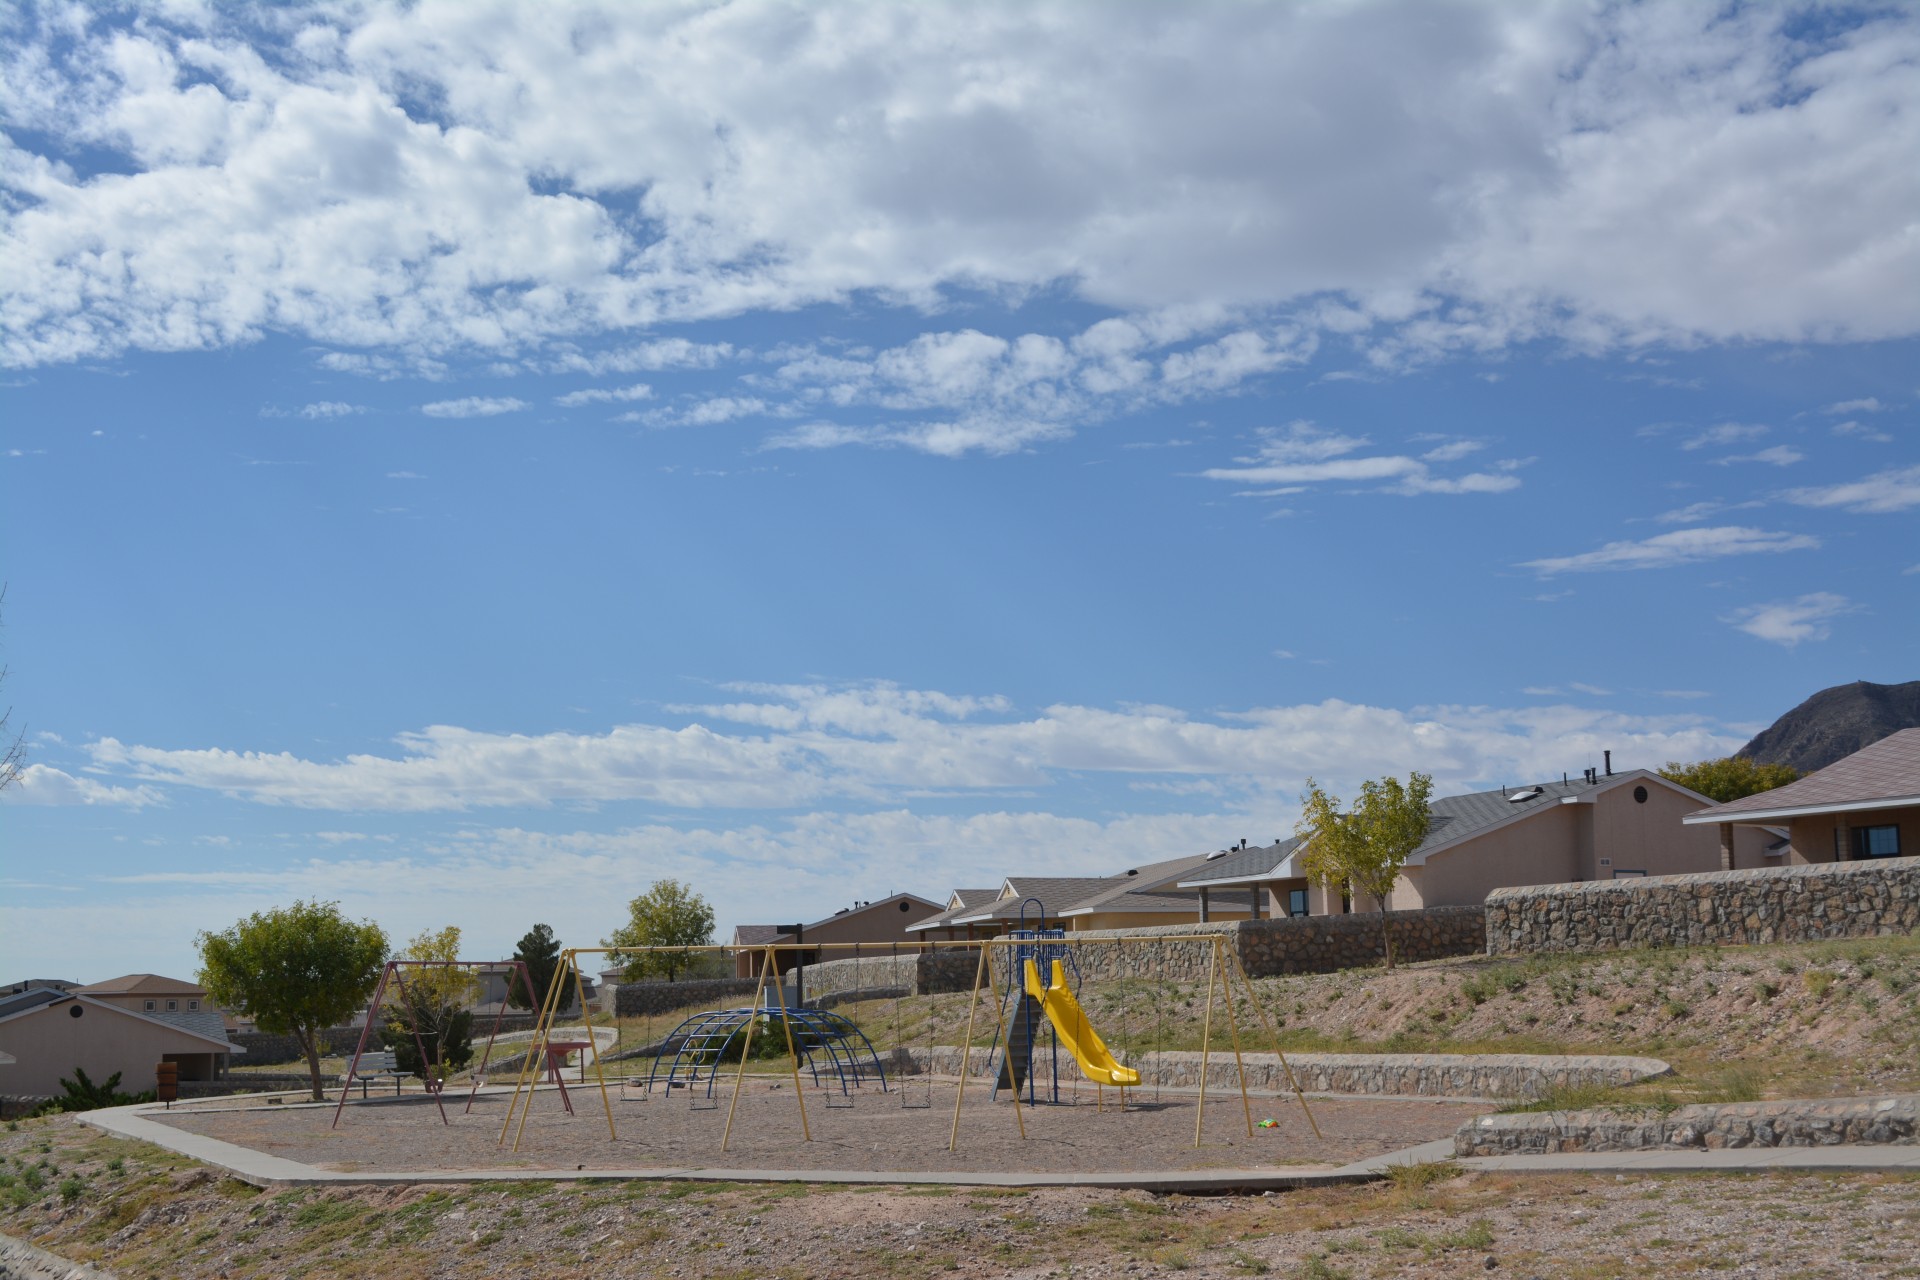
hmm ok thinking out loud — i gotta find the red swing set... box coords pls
[331,959,541,1128]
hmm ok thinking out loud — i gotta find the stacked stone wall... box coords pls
[614,977,764,1017]
[1042,908,1484,983]
[894,1047,1665,1099]
[1485,856,1920,955]
[1457,1095,1919,1155]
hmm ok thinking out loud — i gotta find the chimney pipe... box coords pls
[1604,750,1612,777]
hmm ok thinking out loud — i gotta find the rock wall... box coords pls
[614,978,765,1017]
[1457,1094,1920,1156]
[1048,908,1485,983]
[895,1047,1666,1100]
[1484,856,1920,955]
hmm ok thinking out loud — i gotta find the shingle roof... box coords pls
[1685,728,1920,822]
[730,925,792,947]
[906,890,1002,933]
[75,973,206,996]
[1179,772,1675,885]
[952,877,1111,925]
[145,1009,245,1051]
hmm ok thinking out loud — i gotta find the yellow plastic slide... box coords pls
[1022,959,1141,1088]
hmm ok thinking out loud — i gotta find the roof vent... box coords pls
[1126,868,1138,876]
[1206,849,1231,860]
[1507,787,1544,803]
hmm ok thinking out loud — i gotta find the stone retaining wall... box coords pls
[1485,856,1920,955]
[614,978,766,1017]
[1044,907,1485,983]
[895,1048,1666,1099]
[1456,1094,1920,1156]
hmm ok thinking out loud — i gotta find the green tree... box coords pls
[507,923,573,1013]
[1295,772,1434,970]
[604,879,716,982]
[379,926,477,1084]
[195,900,388,1101]
[1658,756,1799,804]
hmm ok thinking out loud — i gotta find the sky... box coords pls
[2,0,1916,984]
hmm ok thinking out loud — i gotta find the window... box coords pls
[1288,888,1309,917]
[1633,785,1649,803]
[1613,869,1647,878]
[143,1000,156,1011]
[188,1000,200,1011]
[166,1000,178,1011]
[1852,825,1902,859]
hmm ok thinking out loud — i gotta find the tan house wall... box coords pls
[1397,803,1580,908]
[1788,806,1920,865]
[83,991,209,1017]
[0,1004,228,1096]
[732,898,944,977]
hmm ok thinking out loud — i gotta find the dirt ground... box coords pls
[149,1078,1484,1174]
[5,1112,1918,1280]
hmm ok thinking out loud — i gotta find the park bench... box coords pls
[345,1048,405,1097]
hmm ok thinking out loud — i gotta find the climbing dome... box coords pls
[641,1006,890,1101]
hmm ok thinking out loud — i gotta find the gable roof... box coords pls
[732,892,944,946]
[1180,770,1696,885]
[0,994,241,1053]
[905,890,1001,934]
[75,974,207,997]
[1684,728,1920,824]
[731,924,791,947]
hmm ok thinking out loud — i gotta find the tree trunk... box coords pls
[1380,905,1396,970]
[297,1028,325,1102]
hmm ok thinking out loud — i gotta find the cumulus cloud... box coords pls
[1823,397,1886,414]
[1522,526,1821,575]
[420,396,527,419]
[1725,593,1855,647]
[1680,423,1768,451]
[5,764,164,808]
[1203,421,1522,498]
[69,681,1742,814]
[1780,465,1920,514]
[3,4,1915,370]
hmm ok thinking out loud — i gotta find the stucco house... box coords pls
[1168,767,1780,915]
[0,987,243,1098]
[1683,727,1920,865]
[729,892,946,977]
[909,859,1258,936]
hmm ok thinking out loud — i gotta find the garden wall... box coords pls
[1456,1094,1919,1156]
[1484,856,1920,955]
[1059,907,1485,982]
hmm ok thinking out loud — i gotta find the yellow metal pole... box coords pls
[1219,937,1253,1137]
[947,942,990,1153]
[1194,935,1218,1148]
[499,941,567,1147]
[1229,949,1321,1142]
[512,947,572,1152]
[720,946,773,1153]
[573,958,616,1142]
[761,943,811,1143]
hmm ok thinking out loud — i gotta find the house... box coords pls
[74,973,216,1021]
[729,892,946,977]
[1173,767,1780,914]
[903,889,1004,941]
[910,862,1258,936]
[0,987,243,1098]
[1683,727,1920,865]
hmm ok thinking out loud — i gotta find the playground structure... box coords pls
[498,915,1321,1157]
[333,958,541,1128]
[640,1005,889,1104]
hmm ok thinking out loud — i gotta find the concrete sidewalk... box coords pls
[80,1102,1920,1191]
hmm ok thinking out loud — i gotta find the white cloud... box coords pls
[1725,593,1855,647]
[4,764,164,808]
[420,396,528,419]
[555,383,652,407]
[298,400,363,419]
[1680,423,1768,451]
[1830,420,1892,442]
[3,5,1915,369]
[1781,465,1920,514]
[1715,444,1803,466]
[1823,397,1885,414]
[1522,526,1821,575]
[1204,421,1521,497]
[71,681,1744,815]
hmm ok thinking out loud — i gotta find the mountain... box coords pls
[1738,679,1920,774]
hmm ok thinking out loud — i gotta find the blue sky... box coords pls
[2,1,1915,983]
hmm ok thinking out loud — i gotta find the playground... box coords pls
[142,918,1511,1180]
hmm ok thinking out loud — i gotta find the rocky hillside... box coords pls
[1739,678,1920,772]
